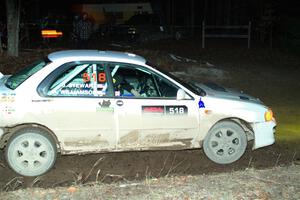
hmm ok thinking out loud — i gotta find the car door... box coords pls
[107,63,200,151]
[35,62,117,153]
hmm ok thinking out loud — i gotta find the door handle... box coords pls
[116,100,124,106]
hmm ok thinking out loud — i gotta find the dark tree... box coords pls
[6,0,21,57]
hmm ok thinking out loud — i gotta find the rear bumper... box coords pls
[252,121,276,149]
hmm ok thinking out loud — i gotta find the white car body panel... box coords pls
[115,98,199,150]
[0,50,276,155]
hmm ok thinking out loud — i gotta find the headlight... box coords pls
[264,109,274,121]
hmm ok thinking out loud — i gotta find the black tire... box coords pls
[203,121,247,164]
[5,127,57,177]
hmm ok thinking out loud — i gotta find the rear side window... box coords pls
[5,59,49,90]
[47,63,109,97]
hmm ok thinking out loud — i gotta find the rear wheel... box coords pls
[203,121,247,164]
[5,128,57,177]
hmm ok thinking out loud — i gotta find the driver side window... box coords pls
[108,63,178,99]
[153,75,178,98]
[108,63,159,98]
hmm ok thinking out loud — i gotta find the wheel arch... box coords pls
[207,117,254,141]
[0,123,61,152]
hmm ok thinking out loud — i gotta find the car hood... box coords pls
[193,82,263,104]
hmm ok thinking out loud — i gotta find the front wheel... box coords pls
[5,128,57,177]
[203,121,247,164]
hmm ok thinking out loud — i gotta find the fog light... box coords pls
[265,109,274,122]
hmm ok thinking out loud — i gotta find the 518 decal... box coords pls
[83,72,106,83]
[166,106,188,115]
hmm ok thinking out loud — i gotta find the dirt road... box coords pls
[0,143,299,191]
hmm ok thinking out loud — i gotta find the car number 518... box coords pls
[166,106,187,115]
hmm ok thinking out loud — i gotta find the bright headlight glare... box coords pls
[265,109,274,121]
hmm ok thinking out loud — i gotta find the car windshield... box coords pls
[146,61,206,96]
[5,58,50,90]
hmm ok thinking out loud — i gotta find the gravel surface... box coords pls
[1,164,299,200]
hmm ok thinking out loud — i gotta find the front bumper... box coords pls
[252,121,276,149]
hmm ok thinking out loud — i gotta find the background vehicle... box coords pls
[109,13,186,43]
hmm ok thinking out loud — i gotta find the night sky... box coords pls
[1,0,299,23]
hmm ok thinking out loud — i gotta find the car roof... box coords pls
[47,50,146,65]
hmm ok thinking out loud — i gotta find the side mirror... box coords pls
[176,89,186,100]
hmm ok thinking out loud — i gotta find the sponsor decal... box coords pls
[99,100,111,108]
[198,98,205,108]
[142,106,164,114]
[0,93,16,103]
[115,91,121,96]
[2,106,15,114]
[96,107,114,112]
[97,100,114,112]
[32,99,52,102]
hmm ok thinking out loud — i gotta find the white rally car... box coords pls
[0,50,276,177]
